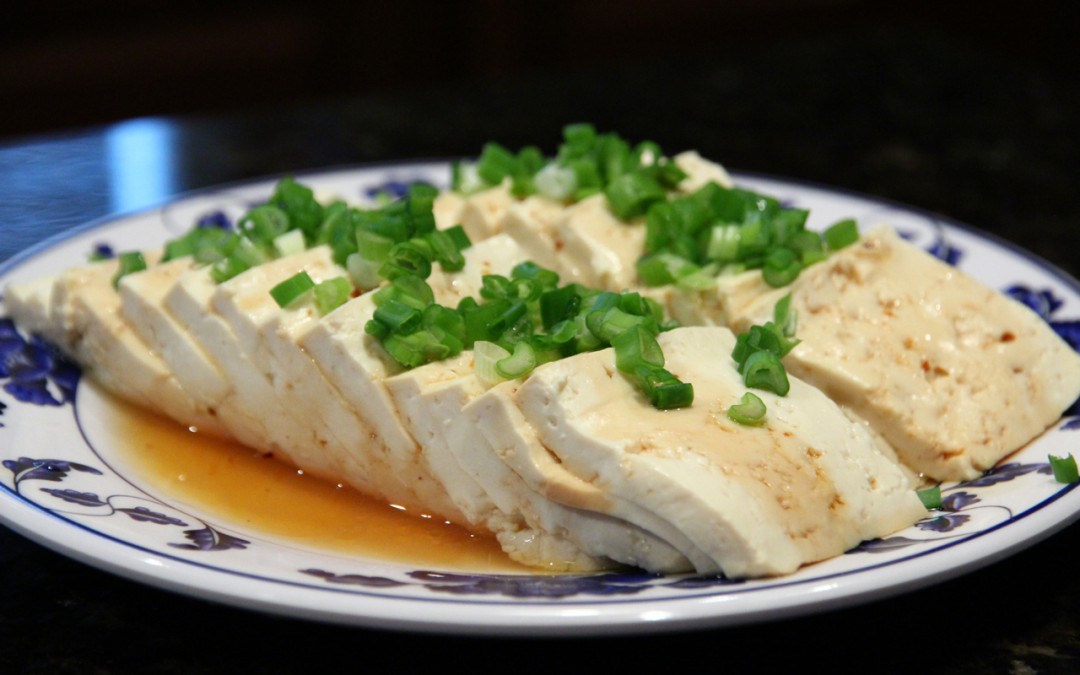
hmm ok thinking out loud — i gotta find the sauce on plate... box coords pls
[105,397,527,572]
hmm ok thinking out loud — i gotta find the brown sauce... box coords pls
[105,397,528,572]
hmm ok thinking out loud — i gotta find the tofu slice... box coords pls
[300,235,532,520]
[554,195,645,291]
[728,226,1080,481]
[33,255,230,436]
[433,191,466,230]
[457,184,515,243]
[474,326,925,577]
[673,150,734,192]
[3,275,58,342]
[119,257,234,439]
[498,195,572,276]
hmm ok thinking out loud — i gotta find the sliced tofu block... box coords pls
[673,150,734,192]
[300,235,533,520]
[728,226,1080,481]
[3,275,58,342]
[554,194,645,291]
[476,326,925,577]
[433,191,466,230]
[457,184,515,243]
[498,195,571,276]
[42,256,230,436]
[119,257,234,439]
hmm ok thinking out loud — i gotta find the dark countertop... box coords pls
[2,32,1079,673]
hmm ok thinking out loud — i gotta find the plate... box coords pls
[2,163,1079,636]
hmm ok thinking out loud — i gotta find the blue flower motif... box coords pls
[169,527,250,551]
[1004,285,1064,320]
[196,210,233,230]
[960,462,1051,488]
[927,238,963,266]
[0,322,80,407]
[1061,417,1080,431]
[364,180,434,202]
[2,457,102,487]
[942,490,980,512]
[916,513,970,533]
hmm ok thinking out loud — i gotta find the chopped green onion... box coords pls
[612,325,664,373]
[346,252,382,291]
[270,271,315,308]
[774,293,798,338]
[740,350,790,396]
[314,276,352,314]
[824,218,859,251]
[605,172,666,220]
[917,485,943,510]
[273,229,306,258]
[727,392,767,426]
[496,342,538,379]
[474,341,512,387]
[1049,454,1079,483]
[534,163,577,201]
[634,365,694,409]
[112,251,147,288]
[762,246,802,287]
[373,298,422,333]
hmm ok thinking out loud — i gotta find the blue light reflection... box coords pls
[105,118,178,213]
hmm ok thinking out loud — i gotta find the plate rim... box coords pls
[2,162,1079,636]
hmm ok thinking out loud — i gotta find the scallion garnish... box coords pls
[917,485,943,510]
[1049,454,1079,484]
[313,276,352,315]
[270,271,316,308]
[727,392,767,426]
[740,350,790,396]
[824,218,859,251]
[112,251,147,288]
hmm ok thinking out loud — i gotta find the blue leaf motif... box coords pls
[848,536,925,553]
[1061,417,1080,431]
[1050,320,1080,353]
[41,488,107,507]
[942,490,980,511]
[196,210,233,230]
[3,457,103,485]
[300,569,407,588]
[1003,285,1063,320]
[117,506,187,526]
[364,180,434,201]
[927,239,963,266]
[169,527,250,551]
[960,462,1049,488]
[916,514,971,533]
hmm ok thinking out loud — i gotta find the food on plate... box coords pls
[5,125,1079,577]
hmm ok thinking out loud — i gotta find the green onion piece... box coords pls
[112,251,147,288]
[356,229,394,263]
[425,230,465,271]
[474,341,512,387]
[824,218,859,251]
[534,163,577,201]
[496,342,538,379]
[612,325,664,373]
[605,171,666,220]
[774,293,798,338]
[512,261,560,289]
[443,224,472,251]
[238,205,290,252]
[380,241,432,280]
[727,392,767,426]
[539,284,582,329]
[634,365,694,410]
[476,143,518,185]
[916,485,943,510]
[364,318,389,339]
[273,229,306,258]
[346,252,382,291]
[762,247,802,288]
[741,350,790,396]
[706,224,742,262]
[1049,454,1080,483]
[270,177,324,240]
[314,276,352,315]
[270,271,315,308]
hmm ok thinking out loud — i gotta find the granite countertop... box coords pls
[1,32,1078,673]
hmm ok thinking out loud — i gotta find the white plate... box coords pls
[2,163,1079,636]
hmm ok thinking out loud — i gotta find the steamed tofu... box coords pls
[300,235,533,520]
[3,275,57,342]
[498,196,570,276]
[673,150,735,192]
[387,357,689,571]
[729,226,1080,481]
[119,257,234,439]
[473,326,926,576]
[457,184,515,242]
[24,255,229,436]
[554,195,645,291]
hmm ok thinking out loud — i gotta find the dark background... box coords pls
[3,0,1075,141]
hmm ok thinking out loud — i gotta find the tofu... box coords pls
[457,184,515,242]
[553,195,645,290]
[728,226,1080,481]
[433,191,466,230]
[498,196,571,276]
[473,326,926,576]
[300,235,533,520]
[3,275,58,342]
[673,150,734,192]
[119,257,233,439]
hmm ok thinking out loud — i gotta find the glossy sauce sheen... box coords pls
[108,399,526,572]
